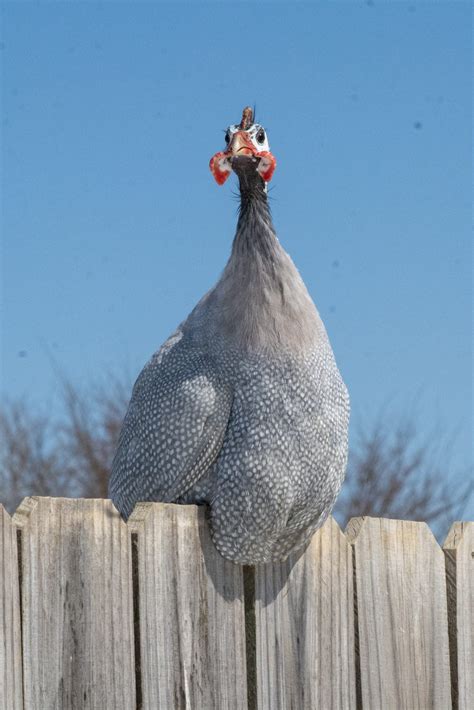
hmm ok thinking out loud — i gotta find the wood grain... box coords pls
[347,516,452,710]
[0,504,23,709]
[129,502,247,710]
[3,496,471,709]
[255,516,356,709]
[13,497,135,709]
[444,521,473,710]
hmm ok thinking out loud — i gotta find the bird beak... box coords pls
[227,131,257,157]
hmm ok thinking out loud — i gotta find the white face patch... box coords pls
[225,123,271,153]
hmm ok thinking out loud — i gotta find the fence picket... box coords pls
[13,497,135,709]
[0,505,23,709]
[346,516,452,710]
[128,502,247,710]
[255,516,356,709]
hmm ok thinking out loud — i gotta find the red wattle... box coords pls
[256,151,277,183]
[210,152,231,186]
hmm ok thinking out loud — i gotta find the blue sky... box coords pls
[1,2,472,517]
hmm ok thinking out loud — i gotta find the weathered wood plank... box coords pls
[0,504,23,709]
[255,516,356,709]
[129,502,247,710]
[347,516,452,709]
[444,521,473,710]
[13,497,135,709]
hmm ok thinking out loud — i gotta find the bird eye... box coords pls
[256,128,265,144]
[225,131,230,145]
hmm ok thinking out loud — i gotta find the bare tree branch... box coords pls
[335,411,473,537]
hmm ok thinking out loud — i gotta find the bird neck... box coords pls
[232,185,278,262]
[204,182,323,354]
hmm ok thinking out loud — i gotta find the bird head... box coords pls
[209,106,277,186]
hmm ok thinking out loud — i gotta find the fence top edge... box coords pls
[344,515,366,542]
[10,496,127,527]
[344,515,443,545]
[0,502,13,521]
[443,520,473,550]
[128,500,202,530]
[3,497,472,534]
[12,496,40,527]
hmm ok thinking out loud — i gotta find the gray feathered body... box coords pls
[109,157,349,564]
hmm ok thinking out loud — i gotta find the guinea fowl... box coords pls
[109,107,349,564]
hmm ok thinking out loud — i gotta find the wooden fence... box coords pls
[1,497,472,709]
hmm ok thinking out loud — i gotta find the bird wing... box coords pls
[109,329,232,518]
